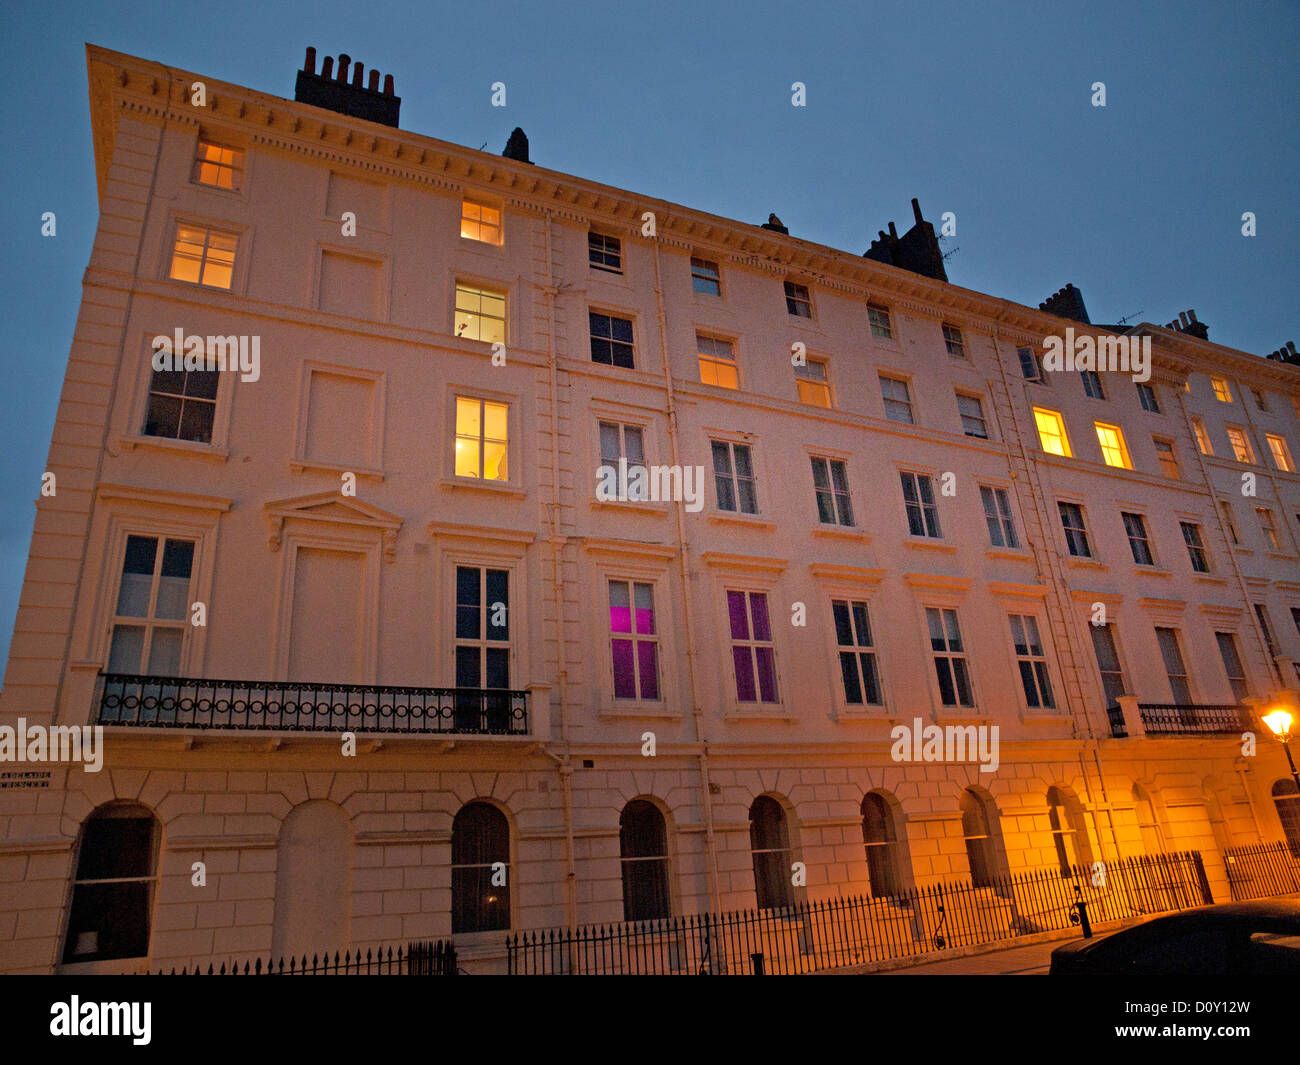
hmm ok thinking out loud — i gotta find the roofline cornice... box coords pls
[85,45,1297,386]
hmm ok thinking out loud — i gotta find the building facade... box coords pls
[1,45,1298,973]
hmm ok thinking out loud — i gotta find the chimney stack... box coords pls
[1038,283,1091,325]
[502,127,532,164]
[864,198,947,282]
[294,47,401,127]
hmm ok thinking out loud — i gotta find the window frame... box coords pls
[588,309,637,370]
[1226,425,1256,465]
[1095,421,1133,469]
[783,279,813,318]
[810,455,854,527]
[942,323,966,359]
[452,279,508,345]
[588,231,623,274]
[1009,612,1056,710]
[867,304,894,340]
[900,470,942,539]
[979,484,1020,549]
[1153,437,1181,479]
[1136,382,1160,413]
[880,374,915,425]
[710,438,759,515]
[956,392,989,439]
[925,605,976,708]
[697,332,739,389]
[460,196,503,246]
[794,357,832,408]
[690,257,722,297]
[1180,521,1211,573]
[606,577,664,705]
[192,135,246,193]
[165,218,242,291]
[1121,511,1156,567]
[1265,433,1295,472]
[1058,500,1093,558]
[1033,407,1071,457]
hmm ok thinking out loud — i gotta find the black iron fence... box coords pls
[1136,703,1252,736]
[154,940,457,975]
[97,673,529,735]
[1224,841,1300,901]
[507,850,1212,974]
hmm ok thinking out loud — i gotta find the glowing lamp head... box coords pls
[1262,708,1294,740]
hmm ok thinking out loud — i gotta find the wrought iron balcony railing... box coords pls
[96,674,529,735]
[1136,702,1251,736]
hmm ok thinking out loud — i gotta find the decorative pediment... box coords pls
[263,492,403,561]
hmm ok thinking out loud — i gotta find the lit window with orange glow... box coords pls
[1192,418,1213,455]
[1211,377,1233,402]
[169,225,237,289]
[1266,433,1295,472]
[1226,426,1255,464]
[1033,408,1071,457]
[795,359,832,407]
[461,199,502,244]
[193,140,243,190]
[1094,423,1132,469]
[454,283,506,344]
[697,334,739,389]
[455,397,508,480]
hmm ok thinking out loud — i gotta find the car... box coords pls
[1049,898,1300,975]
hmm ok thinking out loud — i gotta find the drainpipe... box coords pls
[539,209,577,929]
[651,234,721,913]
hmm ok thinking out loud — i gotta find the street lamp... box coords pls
[1262,708,1300,793]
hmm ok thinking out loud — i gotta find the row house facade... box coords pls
[1,45,1298,973]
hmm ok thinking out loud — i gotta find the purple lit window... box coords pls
[610,580,659,700]
[727,590,778,703]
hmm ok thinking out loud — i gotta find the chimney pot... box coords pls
[337,54,350,82]
[1287,340,1297,355]
[1179,311,1190,328]
[911,197,923,224]
[321,56,334,79]
[1188,309,1198,322]
[368,69,379,91]
[352,62,364,87]
[888,221,898,239]
[305,46,316,75]
[383,74,394,96]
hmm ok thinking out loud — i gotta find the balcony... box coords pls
[95,674,530,736]
[1108,701,1252,738]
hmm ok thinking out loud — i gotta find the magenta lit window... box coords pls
[727,590,778,703]
[610,580,659,700]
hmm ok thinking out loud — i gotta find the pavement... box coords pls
[883,938,1064,974]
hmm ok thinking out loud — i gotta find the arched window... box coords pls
[749,796,794,910]
[62,803,160,964]
[1133,784,1164,854]
[452,801,511,933]
[960,788,1003,888]
[1272,779,1300,858]
[1047,786,1093,874]
[272,800,351,959]
[861,792,903,897]
[620,800,671,921]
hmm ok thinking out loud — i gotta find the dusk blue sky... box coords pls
[0,0,1297,675]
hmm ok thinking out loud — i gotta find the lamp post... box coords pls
[1261,708,1300,794]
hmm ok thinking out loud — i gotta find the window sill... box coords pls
[903,536,956,553]
[1266,551,1297,562]
[591,498,671,516]
[986,547,1032,562]
[289,459,384,481]
[723,706,798,722]
[1133,566,1172,578]
[833,706,891,721]
[707,511,776,531]
[438,477,526,499]
[811,525,870,543]
[1191,572,1229,585]
[58,956,151,975]
[1064,556,1107,571]
[600,703,681,720]
[117,434,229,462]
